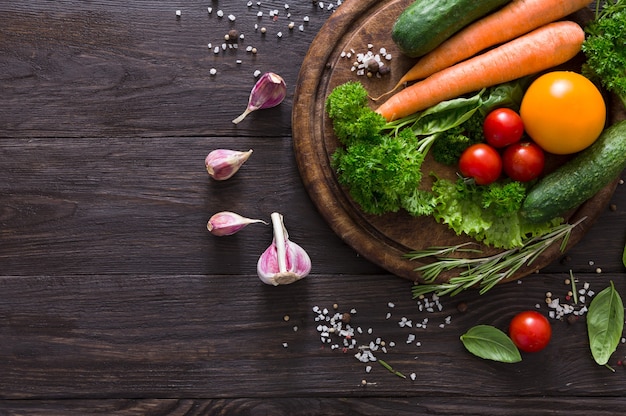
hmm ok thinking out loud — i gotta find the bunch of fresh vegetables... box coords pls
[324,0,626,295]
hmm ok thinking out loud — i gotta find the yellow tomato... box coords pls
[520,71,606,155]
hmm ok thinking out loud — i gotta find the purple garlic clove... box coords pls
[205,149,253,180]
[232,72,287,124]
[257,212,312,286]
[207,211,267,236]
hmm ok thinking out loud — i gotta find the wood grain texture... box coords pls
[1,273,626,399]
[1,397,626,416]
[1,0,625,414]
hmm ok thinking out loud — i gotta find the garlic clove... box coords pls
[207,211,267,236]
[232,72,287,124]
[257,212,312,286]
[205,149,253,180]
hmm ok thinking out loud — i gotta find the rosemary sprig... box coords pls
[378,359,406,379]
[407,217,587,297]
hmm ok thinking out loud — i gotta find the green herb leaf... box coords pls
[460,325,522,363]
[622,242,626,268]
[586,281,624,366]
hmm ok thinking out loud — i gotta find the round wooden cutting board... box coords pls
[292,0,624,283]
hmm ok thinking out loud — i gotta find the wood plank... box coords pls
[1,136,625,277]
[1,273,625,399]
[0,397,625,416]
[0,1,333,138]
[0,136,383,276]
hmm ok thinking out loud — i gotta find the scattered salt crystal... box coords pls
[216,10,224,18]
[410,373,417,381]
[277,31,283,38]
[175,10,181,17]
[208,7,212,13]
[303,16,310,22]
[253,69,261,77]
[228,14,236,21]
[213,46,220,54]
[365,365,372,373]
[209,68,217,76]
[282,342,288,348]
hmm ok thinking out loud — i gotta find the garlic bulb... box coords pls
[207,211,267,236]
[257,212,312,285]
[232,72,287,124]
[205,149,253,180]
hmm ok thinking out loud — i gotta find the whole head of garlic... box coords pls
[257,212,311,286]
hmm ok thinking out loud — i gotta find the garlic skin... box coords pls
[257,212,312,286]
[207,211,267,236]
[205,149,253,180]
[232,72,287,124]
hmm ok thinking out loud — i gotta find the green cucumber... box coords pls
[392,0,511,58]
[521,120,626,223]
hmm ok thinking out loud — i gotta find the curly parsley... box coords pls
[582,1,626,108]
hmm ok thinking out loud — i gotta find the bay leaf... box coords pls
[587,281,624,366]
[460,325,522,363]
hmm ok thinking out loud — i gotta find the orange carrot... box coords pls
[372,0,592,101]
[376,21,584,122]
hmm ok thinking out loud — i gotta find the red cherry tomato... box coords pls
[509,311,552,353]
[483,108,524,148]
[502,142,545,182]
[458,143,502,185]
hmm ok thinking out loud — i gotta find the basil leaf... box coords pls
[587,281,624,366]
[460,325,522,363]
[622,242,626,268]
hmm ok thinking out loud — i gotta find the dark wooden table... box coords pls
[2,1,625,414]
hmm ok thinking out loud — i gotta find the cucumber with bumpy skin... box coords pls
[392,0,511,58]
[521,120,626,223]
